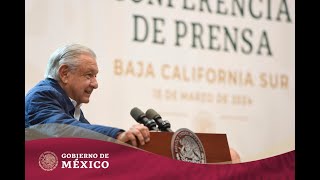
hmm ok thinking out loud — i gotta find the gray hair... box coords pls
[44,43,96,81]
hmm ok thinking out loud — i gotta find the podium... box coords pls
[137,131,232,163]
[25,124,232,163]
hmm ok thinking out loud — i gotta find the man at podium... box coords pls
[25,43,150,147]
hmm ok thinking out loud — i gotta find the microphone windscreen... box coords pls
[130,107,144,121]
[146,109,159,119]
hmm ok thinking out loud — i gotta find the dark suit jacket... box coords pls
[25,78,123,138]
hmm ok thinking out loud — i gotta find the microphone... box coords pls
[146,109,173,132]
[130,107,159,131]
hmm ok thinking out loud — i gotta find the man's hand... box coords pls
[116,124,150,147]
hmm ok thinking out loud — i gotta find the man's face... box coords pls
[65,54,99,105]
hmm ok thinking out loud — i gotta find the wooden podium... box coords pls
[25,124,231,163]
[137,131,232,163]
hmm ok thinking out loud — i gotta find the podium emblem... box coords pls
[171,128,206,163]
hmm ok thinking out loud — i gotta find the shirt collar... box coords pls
[69,98,82,108]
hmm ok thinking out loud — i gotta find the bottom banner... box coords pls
[25,137,294,180]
